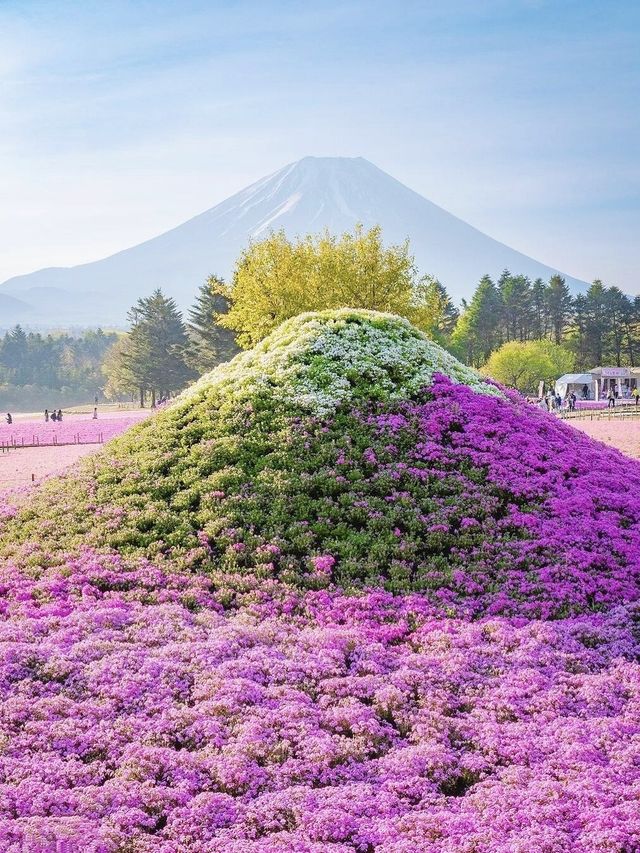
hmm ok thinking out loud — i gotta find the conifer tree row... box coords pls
[451,271,640,370]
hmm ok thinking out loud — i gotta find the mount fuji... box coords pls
[1,156,588,327]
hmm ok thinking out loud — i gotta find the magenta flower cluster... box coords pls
[350,375,640,615]
[0,549,638,851]
[187,374,640,618]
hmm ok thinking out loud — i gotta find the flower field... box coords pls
[0,411,148,448]
[0,443,100,491]
[0,310,638,851]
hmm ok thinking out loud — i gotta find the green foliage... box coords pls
[0,325,118,408]
[1,310,497,589]
[451,275,502,366]
[117,289,195,404]
[410,276,459,345]
[187,275,239,372]
[546,274,573,344]
[101,335,138,400]
[451,270,640,372]
[218,225,448,347]
[481,339,574,393]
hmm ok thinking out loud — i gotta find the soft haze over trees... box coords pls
[117,290,195,407]
[0,326,117,409]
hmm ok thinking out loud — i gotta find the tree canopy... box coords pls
[186,276,239,372]
[107,289,195,406]
[481,340,574,393]
[218,225,446,347]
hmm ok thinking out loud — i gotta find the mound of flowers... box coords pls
[0,310,639,850]
[5,310,640,618]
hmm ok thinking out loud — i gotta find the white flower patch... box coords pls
[178,309,502,416]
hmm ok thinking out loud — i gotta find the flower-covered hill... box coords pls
[4,309,640,618]
[0,310,639,851]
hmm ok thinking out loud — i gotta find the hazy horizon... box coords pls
[2,0,639,290]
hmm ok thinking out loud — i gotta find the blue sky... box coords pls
[1,0,639,289]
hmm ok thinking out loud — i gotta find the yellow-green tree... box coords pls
[218,225,441,348]
[481,340,574,393]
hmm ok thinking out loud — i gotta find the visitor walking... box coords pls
[607,388,616,409]
[5,413,12,424]
[93,407,98,420]
[57,409,63,421]
[633,387,639,407]
[582,383,589,400]
[44,409,49,422]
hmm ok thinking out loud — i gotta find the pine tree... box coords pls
[187,276,239,373]
[568,293,589,369]
[546,275,573,345]
[451,275,503,366]
[583,280,608,367]
[1,326,30,384]
[124,289,195,406]
[498,271,532,342]
[530,278,548,340]
[604,287,631,366]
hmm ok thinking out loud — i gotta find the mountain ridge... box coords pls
[1,156,588,326]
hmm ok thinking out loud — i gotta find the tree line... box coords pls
[452,272,640,371]
[3,225,631,407]
[0,281,238,410]
[0,327,118,409]
[103,280,238,406]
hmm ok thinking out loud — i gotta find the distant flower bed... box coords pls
[0,413,147,446]
[574,400,607,409]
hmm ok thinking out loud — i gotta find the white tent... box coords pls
[554,373,593,398]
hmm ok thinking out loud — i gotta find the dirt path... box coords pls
[569,417,640,459]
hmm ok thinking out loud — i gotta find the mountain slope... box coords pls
[1,157,588,325]
[0,293,34,328]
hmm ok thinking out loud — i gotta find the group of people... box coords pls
[4,405,99,426]
[540,391,576,412]
[537,385,640,412]
[44,409,64,422]
[605,386,640,408]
